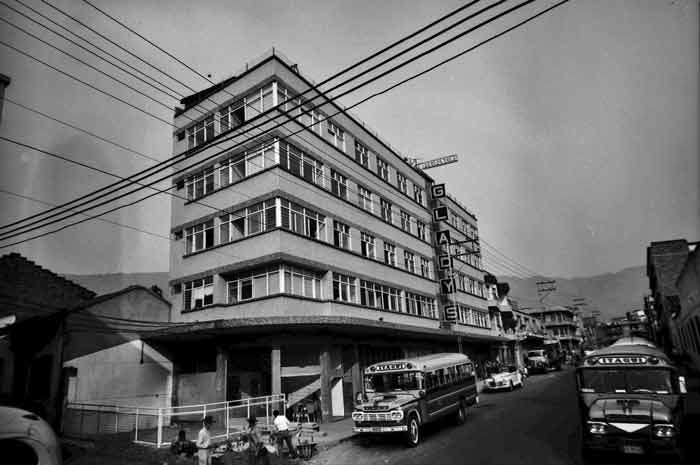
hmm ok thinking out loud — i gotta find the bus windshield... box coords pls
[579,368,674,394]
[365,372,422,393]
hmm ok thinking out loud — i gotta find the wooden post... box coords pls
[351,344,362,404]
[271,347,281,397]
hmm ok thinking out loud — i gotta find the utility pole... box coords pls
[0,74,10,125]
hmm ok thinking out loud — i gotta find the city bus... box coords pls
[576,337,687,461]
[352,353,478,446]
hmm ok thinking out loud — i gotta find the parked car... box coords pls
[0,406,62,464]
[484,365,524,391]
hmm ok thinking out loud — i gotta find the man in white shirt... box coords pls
[196,416,214,465]
[272,409,297,458]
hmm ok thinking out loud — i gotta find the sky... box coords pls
[0,0,697,278]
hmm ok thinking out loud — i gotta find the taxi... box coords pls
[576,337,687,461]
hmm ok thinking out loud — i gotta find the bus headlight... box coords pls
[653,424,675,438]
[390,410,404,421]
[352,411,363,422]
[587,421,608,434]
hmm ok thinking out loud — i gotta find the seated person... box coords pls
[169,430,196,464]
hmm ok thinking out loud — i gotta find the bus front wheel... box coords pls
[455,401,467,425]
[406,415,420,447]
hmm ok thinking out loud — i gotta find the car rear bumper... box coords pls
[583,435,680,456]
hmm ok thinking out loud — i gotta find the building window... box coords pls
[405,293,436,318]
[376,157,389,181]
[333,272,356,303]
[384,242,396,266]
[333,220,351,250]
[413,185,424,205]
[358,186,373,213]
[186,116,215,149]
[281,199,326,240]
[360,232,376,259]
[327,121,345,152]
[416,221,426,241]
[330,170,348,199]
[404,251,415,273]
[397,172,408,194]
[380,198,392,223]
[360,280,400,311]
[400,210,411,232]
[420,257,433,279]
[184,276,214,310]
[226,265,321,303]
[219,199,276,243]
[355,141,370,168]
[218,142,277,187]
[245,84,275,119]
[457,273,465,291]
[185,220,215,254]
[279,142,324,187]
[219,100,245,133]
[186,168,215,200]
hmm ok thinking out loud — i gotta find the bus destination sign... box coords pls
[597,356,648,365]
[370,363,408,372]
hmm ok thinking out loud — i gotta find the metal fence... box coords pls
[63,394,286,448]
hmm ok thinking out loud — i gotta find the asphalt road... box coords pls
[309,369,699,465]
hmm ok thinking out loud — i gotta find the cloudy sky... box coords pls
[0,0,697,278]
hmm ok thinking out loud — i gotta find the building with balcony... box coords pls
[529,306,582,352]
[676,245,700,373]
[155,51,506,419]
[647,239,694,353]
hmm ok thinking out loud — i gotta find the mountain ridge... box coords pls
[63,266,648,322]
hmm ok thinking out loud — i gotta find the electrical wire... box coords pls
[0,0,527,234]
[0,0,560,246]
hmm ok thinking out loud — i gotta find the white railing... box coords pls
[63,394,286,448]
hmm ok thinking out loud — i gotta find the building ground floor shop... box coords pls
[148,318,509,421]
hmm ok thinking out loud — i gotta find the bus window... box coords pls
[437,369,446,386]
[579,369,674,394]
[427,371,438,391]
[447,366,457,384]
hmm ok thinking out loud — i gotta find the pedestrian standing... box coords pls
[196,416,214,465]
[273,409,297,459]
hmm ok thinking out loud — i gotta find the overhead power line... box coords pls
[0,0,527,235]
[0,0,545,243]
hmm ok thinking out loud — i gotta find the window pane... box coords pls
[254,275,267,298]
[269,271,280,294]
[292,274,303,296]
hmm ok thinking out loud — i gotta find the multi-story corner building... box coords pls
[157,51,505,419]
[647,239,693,353]
[529,306,582,353]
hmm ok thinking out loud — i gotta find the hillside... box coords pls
[499,265,648,321]
[62,267,648,323]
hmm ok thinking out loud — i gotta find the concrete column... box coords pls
[215,346,228,401]
[213,274,228,305]
[319,345,332,420]
[351,344,362,404]
[271,347,281,395]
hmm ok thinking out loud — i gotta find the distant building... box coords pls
[676,245,700,373]
[599,313,650,347]
[646,239,695,353]
[528,306,582,352]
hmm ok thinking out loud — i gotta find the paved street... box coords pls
[309,369,699,465]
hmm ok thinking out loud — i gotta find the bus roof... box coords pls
[580,339,673,369]
[366,353,471,374]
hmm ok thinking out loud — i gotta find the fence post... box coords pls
[157,408,163,448]
[265,398,270,431]
[135,408,139,442]
[79,407,85,436]
[247,398,250,419]
[225,402,230,439]
[203,404,207,421]
[97,407,101,434]
[115,406,119,433]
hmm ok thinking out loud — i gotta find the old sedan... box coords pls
[484,365,524,391]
